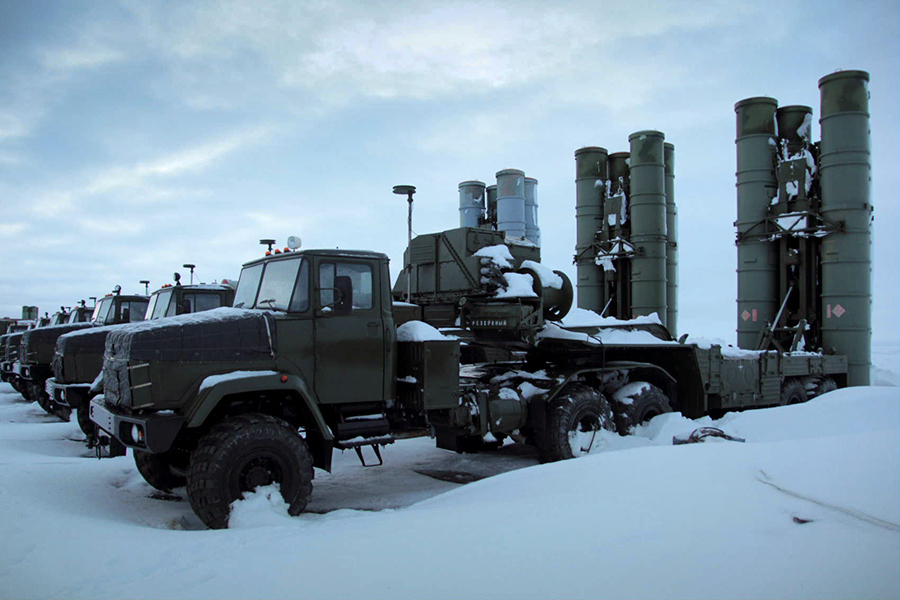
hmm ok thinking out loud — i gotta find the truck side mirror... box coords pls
[334,276,353,315]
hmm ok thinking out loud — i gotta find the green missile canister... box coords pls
[574,147,608,312]
[735,97,780,349]
[818,70,872,386]
[628,130,668,325]
[664,142,678,336]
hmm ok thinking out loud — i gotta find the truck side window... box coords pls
[192,293,223,313]
[120,301,147,323]
[318,262,373,311]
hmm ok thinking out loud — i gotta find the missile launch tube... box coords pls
[524,177,541,247]
[818,70,872,385]
[496,169,526,239]
[735,97,779,349]
[574,147,608,312]
[458,180,486,228]
[664,142,678,336]
[628,130,668,325]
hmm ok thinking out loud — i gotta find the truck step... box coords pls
[334,435,394,467]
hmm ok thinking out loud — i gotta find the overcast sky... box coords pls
[1,0,897,344]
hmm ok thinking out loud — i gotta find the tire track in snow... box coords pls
[757,469,900,532]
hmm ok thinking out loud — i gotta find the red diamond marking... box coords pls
[833,304,846,318]
[741,310,751,321]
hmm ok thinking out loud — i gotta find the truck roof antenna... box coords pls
[183,264,196,285]
[393,185,417,302]
[140,280,150,295]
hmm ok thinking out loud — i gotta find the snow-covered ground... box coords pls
[1,353,898,598]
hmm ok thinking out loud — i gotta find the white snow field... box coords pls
[1,375,898,598]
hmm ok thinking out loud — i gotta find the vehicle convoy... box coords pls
[11,289,144,418]
[47,280,235,435]
[91,226,845,529]
[89,70,864,530]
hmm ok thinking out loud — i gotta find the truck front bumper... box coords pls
[45,378,91,408]
[0,362,12,382]
[12,362,30,380]
[89,398,185,454]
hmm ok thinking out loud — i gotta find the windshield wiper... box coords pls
[257,298,282,311]
[233,302,245,308]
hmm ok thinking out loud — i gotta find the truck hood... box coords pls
[20,322,95,366]
[104,308,276,363]
[103,308,277,409]
[53,324,118,383]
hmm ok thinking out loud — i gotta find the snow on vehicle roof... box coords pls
[397,321,449,342]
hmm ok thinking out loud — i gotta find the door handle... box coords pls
[367,321,380,337]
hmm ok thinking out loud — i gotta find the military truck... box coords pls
[0,322,34,396]
[14,288,145,419]
[49,281,235,435]
[0,309,44,398]
[90,228,845,529]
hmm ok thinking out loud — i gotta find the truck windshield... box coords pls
[234,257,309,312]
[148,289,174,320]
[233,264,264,309]
[91,298,114,324]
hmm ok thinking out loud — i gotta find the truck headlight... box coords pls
[131,424,145,445]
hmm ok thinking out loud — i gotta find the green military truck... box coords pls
[0,320,35,396]
[14,289,144,418]
[90,228,846,529]
[48,281,235,435]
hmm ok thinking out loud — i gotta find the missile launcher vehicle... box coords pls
[90,223,845,529]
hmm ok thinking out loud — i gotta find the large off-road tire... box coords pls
[611,382,673,434]
[30,380,71,421]
[781,378,808,405]
[811,377,838,398]
[135,449,187,492]
[17,379,32,401]
[76,405,97,437]
[10,378,26,396]
[186,413,314,530]
[538,384,615,463]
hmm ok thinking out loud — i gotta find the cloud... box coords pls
[38,43,126,71]
[0,111,30,140]
[121,0,763,110]
[0,223,26,236]
[84,125,274,195]
[21,124,274,221]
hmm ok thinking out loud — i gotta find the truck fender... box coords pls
[543,362,678,407]
[185,372,333,441]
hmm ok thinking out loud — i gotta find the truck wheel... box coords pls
[76,405,97,437]
[811,377,837,398]
[186,413,314,530]
[612,383,673,434]
[539,385,615,463]
[781,379,808,405]
[134,450,187,491]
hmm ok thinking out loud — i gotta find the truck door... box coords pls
[314,259,384,404]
